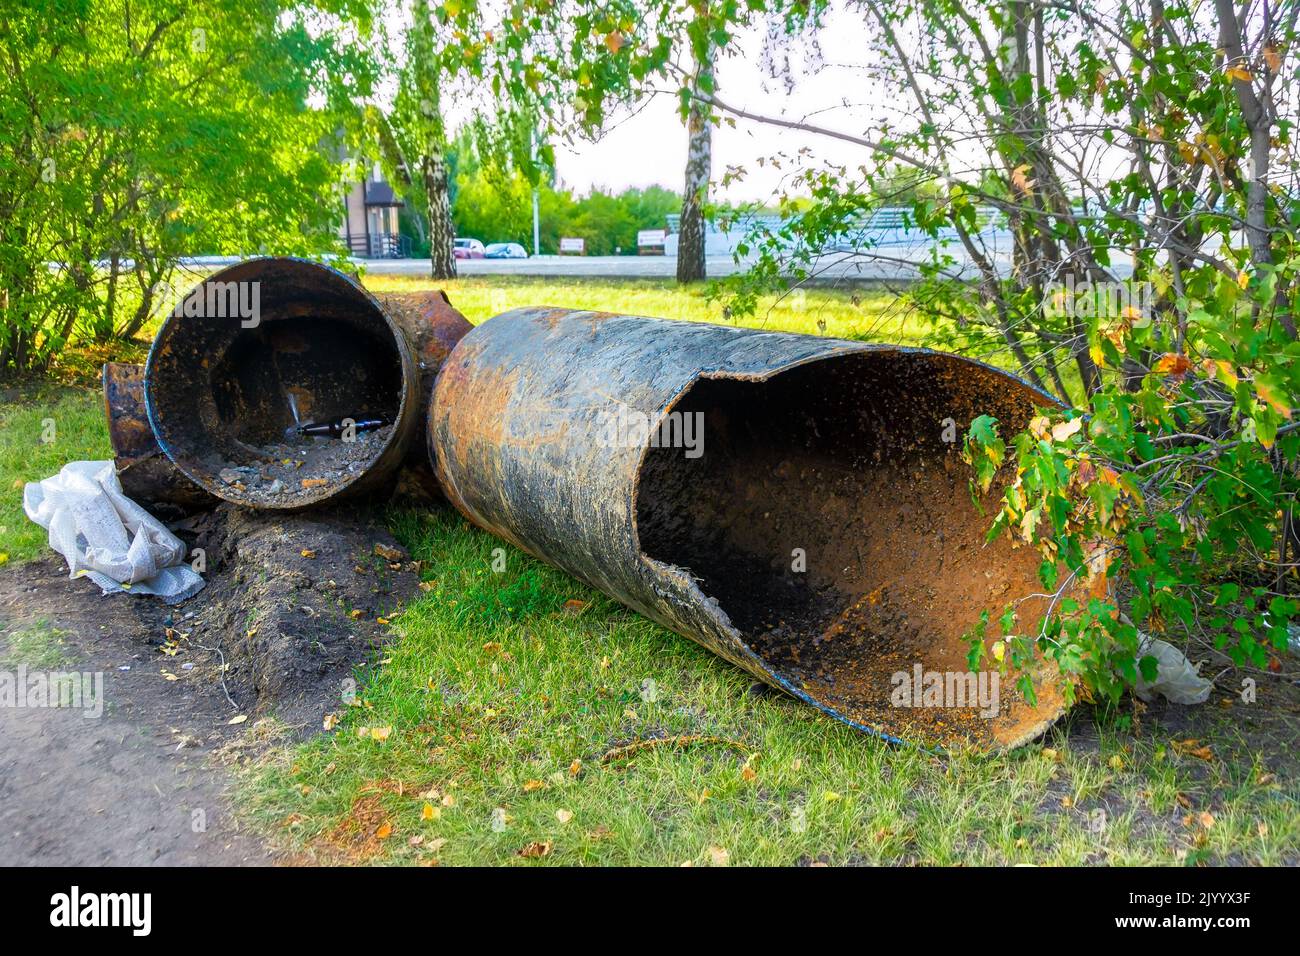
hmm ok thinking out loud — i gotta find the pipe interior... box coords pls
[636,351,1057,746]
[148,263,404,503]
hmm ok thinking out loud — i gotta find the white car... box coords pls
[484,242,529,259]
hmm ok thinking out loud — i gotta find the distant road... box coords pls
[362,252,969,282]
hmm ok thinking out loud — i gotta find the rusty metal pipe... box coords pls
[143,258,468,510]
[431,308,1070,750]
[103,362,218,511]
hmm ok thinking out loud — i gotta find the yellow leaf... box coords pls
[300,549,316,559]
[1257,379,1292,419]
[322,713,337,731]
[1010,163,1036,195]
[741,765,757,782]
[568,759,582,777]
[522,779,546,792]
[1197,811,1216,829]
[603,31,625,53]
[1264,45,1282,73]
[707,845,731,867]
[376,821,393,840]
[1051,417,1083,442]
[1109,754,1124,770]
[556,809,574,824]
[1225,64,1253,82]
[422,802,438,821]
[228,714,248,725]
[1154,352,1192,376]
[369,726,392,741]
[823,790,841,802]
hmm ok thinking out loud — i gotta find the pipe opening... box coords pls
[636,350,1064,748]
[146,259,413,509]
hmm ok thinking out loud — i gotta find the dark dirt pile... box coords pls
[0,502,419,734]
[175,502,419,728]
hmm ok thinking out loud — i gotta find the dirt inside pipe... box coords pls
[147,261,411,508]
[636,350,1066,750]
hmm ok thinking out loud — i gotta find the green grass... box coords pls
[0,385,113,564]
[363,274,927,345]
[239,508,1298,865]
[2,618,71,668]
[2,276,1295,866]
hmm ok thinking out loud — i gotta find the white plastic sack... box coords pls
[23,460,205,604]
[1134,635,1213,705]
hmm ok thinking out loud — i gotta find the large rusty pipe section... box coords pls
[431,308,1070,750]
[143,258,468,509]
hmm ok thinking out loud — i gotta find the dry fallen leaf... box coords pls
[228,714,248,725]
[568,759,582,777]
[376,821,393,840]
[373,543,406,562]
[522,779,546,793]
[369,726,392,742]
[322,713,338,731]
[300,549,316,559]
[518,841,552,858]
[563,599,589,614]
[556,809,574,824]
[707,845,731,867]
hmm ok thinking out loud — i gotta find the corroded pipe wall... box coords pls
[119,273,471,509]
[145,258,420,509]
[431,307,1069,750]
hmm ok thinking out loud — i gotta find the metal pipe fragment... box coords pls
[103,361,217,510]
[143,258,466,509]
[430,308,1070,749]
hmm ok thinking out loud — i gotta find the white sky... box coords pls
[550,4,886,202]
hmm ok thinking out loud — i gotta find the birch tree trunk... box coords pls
[677,38,714,284]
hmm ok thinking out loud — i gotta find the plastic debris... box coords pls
[1134,635,1213,705]
[23,460,205,604]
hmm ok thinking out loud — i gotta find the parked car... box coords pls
[453,238,485,259]
[484,242,528,259]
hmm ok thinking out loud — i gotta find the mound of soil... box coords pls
[0,502,419,734]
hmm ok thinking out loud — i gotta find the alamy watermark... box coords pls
[0,665,103,718]
[597,406,704,458]
[890,664,1000,718]
[168,280,261,328]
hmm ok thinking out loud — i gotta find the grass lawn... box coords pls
[2,275,1295,865]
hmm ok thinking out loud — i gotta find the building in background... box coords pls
[339,160,409,259]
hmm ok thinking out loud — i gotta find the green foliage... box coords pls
[0,0,373,374]
[450,160,680,255]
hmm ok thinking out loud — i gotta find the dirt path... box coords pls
[0,695,269,865]
[0,557,274,866]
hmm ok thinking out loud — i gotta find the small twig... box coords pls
[600,734,750,764]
